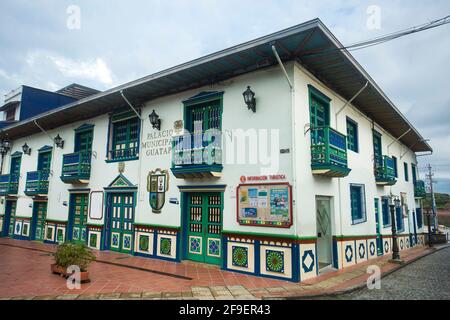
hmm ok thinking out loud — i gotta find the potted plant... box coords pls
[51,242,96,283]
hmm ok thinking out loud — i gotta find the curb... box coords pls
[263,244,450,300]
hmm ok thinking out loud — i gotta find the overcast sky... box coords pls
[0,0,449,190]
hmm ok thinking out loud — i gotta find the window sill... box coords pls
[351,219,367,226]
[105,157,139,163]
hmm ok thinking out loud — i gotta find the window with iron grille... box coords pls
[108,111,140,161]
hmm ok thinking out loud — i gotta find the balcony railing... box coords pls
[25,170,49,196]
[108,146,138,162]
[60,152,91,184]
[171,131,223,178]
[414,180,426,198]
[0,173,19,195]
[375,155,397,186]
[310,126,351,177]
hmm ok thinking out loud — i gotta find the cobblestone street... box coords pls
[333,247,450,300]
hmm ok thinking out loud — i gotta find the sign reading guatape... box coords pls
[141,130,174,157]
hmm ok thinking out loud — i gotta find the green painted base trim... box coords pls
[87,223,103,227]
[134,223,181,231]
[45,219,68,224]
[334,234,377,240]
[222,230,316,241]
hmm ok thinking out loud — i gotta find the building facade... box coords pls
[0,19,431,282]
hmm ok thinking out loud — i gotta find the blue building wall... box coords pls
[19,86,76,121]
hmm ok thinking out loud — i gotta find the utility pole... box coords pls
[425,164,437,233]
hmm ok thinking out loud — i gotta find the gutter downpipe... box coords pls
[120,90,145,209]
[388,128,412,156]
[271,45,298,243]
[33,119,57,202]
[334,81,368,263]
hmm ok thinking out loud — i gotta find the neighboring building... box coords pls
[0,84,99,129]
[0,19,431,282]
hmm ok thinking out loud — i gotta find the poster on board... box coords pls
[237,183,292,228]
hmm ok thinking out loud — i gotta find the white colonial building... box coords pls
[0,19,430,282]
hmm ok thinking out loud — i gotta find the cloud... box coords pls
[0,0,449,178]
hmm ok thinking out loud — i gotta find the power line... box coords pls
[301,14,450,57]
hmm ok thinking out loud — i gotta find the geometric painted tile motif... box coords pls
[301,250,315,273]
[358,243,365,259]
[232,246,248,268]
[89,233,98,248]
[345,245,353,263]
[139,235,150,252]
[369,242,376,256]
[189,236,202,255]
[207,238,220,257]
[266,250,284,273]
[160,237,172,256]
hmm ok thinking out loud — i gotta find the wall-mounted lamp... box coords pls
[22,143,31,155]
[149,110,161,130]
[0,139,11,155]
[243,86,256,113]
[54,134,65,149]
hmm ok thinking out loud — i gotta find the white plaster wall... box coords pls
[135,65,294,235]
[293,62,423,240]
[0,62,425,241]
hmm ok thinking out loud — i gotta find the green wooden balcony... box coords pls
[414,180,426,198]
[60,152,91,184]
[311,126,351,177]
[375,156,397,186]
[25,170,49,196]
[0,173,19,196]
[171,132,223,179]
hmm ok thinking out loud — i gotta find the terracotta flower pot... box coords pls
[51,264,91,283]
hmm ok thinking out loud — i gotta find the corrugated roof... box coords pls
[0,18,432,152]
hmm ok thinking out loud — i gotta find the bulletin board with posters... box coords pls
[236,183,293,228]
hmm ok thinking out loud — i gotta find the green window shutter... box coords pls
[404,163,409,181]
[392,156,398,178]
[346,118,358,152]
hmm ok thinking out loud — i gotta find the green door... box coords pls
[70,194,88,244]
[6,200,17,236]
[109,193,134,254]
[310,95,330,145]
[373,131,383,169]
[33,202,47,241]
[186,193,223,265]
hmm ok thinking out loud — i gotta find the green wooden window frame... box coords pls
[350,184,366,224]
[416,208,423,229]
[108,111,140,161]
[346,117,358,152]
[392,156,398,178]
[381,196,391,227]
[372,130,383,169]
[411,163,417,183]
[404,162,409,182]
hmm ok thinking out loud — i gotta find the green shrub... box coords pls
[54,242,96,271]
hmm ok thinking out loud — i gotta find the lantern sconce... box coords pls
[54,134,65,149]
[243,86,256,113]
[22,143,31,155]
[0,139,11,155]
[149,110,161,131]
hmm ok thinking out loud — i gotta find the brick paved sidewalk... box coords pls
[0,238,444,300]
